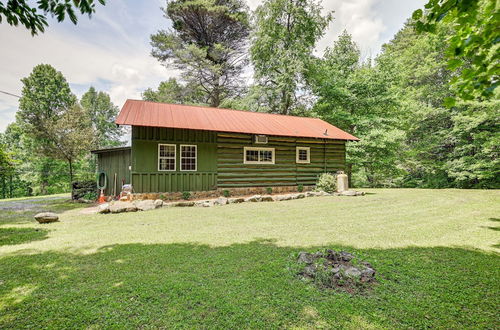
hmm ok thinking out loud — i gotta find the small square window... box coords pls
[296,147,310,163]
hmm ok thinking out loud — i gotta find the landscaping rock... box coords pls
[109,201,137,213]
[135,200,156,211]
[340,190,357,196]
[97,203,110,214]
[297,252,314,264]
[194,200,213,207]
[245,195,261,202]
[356,191,365,196]
[344,267,362,278]
[290,193,305,199]
[34,212,59,223]
[214,197,228,206]
[153,199,163,208]
[228,197,245,204]
[260,195,274,202]
[294,248,376,293]
[175,201,195,207]
[272,194,292,201]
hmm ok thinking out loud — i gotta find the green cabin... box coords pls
[92,100,358,196]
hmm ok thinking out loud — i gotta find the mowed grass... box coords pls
[0,189,499,328]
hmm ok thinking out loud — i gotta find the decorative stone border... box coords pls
[98,190,365,214]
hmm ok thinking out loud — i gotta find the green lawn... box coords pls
[0,189,499,328]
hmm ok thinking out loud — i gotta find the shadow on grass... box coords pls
[0,228,49,246]
[0,241,498,329]
[0,199,85,226]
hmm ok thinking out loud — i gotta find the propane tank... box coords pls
[337,171,348,192]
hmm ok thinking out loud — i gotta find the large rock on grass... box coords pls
[135,200,156,211]
[109,201,137,213]
[34,212,59,223]
[260,195,274,202]
[245,195,261,202]
[214,197,228,206]
[154,199,164,208]
[98,203,110,214]
[228,197,245,204]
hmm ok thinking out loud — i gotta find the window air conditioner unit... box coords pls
[254,134,268,144]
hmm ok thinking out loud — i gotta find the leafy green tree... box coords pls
[413,0,499,101]
[0,0,105,35]
[378,21,499,188]
[142,78,205,105]
[81,87,124,148]
[250,0,331,115]
[308,31,404,187]
[44,103,94,186]
[17,64,77,192]
[151,0,250,107]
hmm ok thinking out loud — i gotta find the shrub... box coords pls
[223,190,231,198]
[82,191,98,201]
[316,173,336,193]
[72,180,97,200]
[182,191,191,200]
[159,194,166,200]
[266,187,273,194]
[297,184,304,192]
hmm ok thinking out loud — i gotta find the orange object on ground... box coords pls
[98,189,106,204]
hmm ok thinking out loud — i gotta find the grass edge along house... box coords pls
[91,100,358,196]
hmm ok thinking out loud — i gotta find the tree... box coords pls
[142,78,205,105]
[308,31,404,187]
[17,64,77,192]
[413,0,499,102]
[250,0,331,115]
[0,0,105,35]
[0,144,15,198]
[81,87,124,148]
[377,21,499,189]
[151,0,250,107]
[44,103,94,186]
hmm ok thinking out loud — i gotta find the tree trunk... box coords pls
[346,163,353,188]
[68,159,74,198]
[40,160,50,195]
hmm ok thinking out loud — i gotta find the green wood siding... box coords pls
[131,126,218,192]
[217,132,345,188]
[129,126,346,192]
[96,148,131,195]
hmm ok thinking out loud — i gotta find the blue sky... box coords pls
[0,0,425,132]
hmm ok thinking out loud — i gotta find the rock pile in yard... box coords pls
[294,249,376,293]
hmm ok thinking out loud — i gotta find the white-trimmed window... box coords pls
[296,147,310,163]
[180,145,197,171]
[244,147,275,164]
[158,144,176,171]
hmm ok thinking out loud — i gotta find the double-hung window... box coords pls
[296,147,310,163]
[180,145,197,171]
[243,147,275,164]
[158,144,176,171]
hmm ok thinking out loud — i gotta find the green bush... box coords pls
[82,191,98,201]
[297,184,304,192]
[182,191,191,200]
[223,190,231,198]
[316,173,336,193]
[266,187,273,194]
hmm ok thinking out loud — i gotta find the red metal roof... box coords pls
[116,100,359,141]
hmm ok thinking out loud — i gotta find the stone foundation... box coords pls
[130,185,314,201]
